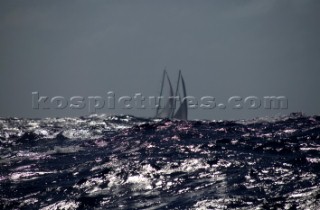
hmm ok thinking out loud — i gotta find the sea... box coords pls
[0,113,319,209]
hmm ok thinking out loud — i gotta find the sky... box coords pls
[0,0,320,120]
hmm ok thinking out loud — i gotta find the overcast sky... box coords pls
[0,0,319,120]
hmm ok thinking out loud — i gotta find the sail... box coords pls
[173,72,188,120]
[155,70,175,118]
[171,71,181,118]
[155,69,188,120]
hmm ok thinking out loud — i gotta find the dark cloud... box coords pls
[1,0,319,120]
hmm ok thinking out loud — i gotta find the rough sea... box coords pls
[0,113,320,210]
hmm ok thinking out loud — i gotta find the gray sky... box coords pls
[0,0,319,120]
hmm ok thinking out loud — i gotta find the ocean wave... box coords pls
[0,113,320,209]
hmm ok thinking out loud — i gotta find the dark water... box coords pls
[0,113,320,209]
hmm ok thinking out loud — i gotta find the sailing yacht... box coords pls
[155,70,188,120]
